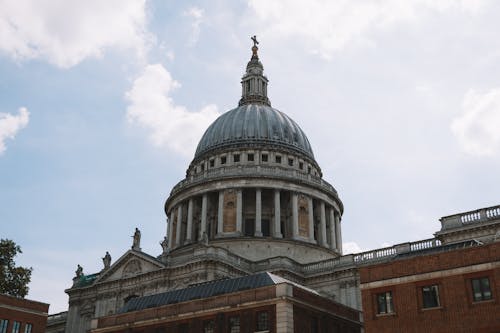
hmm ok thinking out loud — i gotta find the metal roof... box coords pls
[119,272,287,313]
[194,104,315,160]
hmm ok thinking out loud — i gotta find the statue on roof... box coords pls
[132,227,141,250]
[160,236,169,255]
[102,251,111,269]
[75,264,83,278]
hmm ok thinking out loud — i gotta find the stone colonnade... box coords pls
[167,188,342,253]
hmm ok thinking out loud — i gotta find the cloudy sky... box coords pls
[1,0,500,313]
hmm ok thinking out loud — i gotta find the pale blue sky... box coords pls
[1,0,500,313]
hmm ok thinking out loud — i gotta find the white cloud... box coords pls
[451,88,500,156]
[342,241,365,254]
[126,64,220,157]
[0,107,30,154]
[248,0,486,59]
[184,6,204,46]
[0,0,151,68]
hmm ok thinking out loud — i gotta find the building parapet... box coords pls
[169,164,338,197]
[439,204,500,230]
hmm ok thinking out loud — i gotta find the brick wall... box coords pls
[0,294,49,333]
[360,242,500,333]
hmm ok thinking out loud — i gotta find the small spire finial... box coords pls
[251,35,259,57]
[251,35,259,47]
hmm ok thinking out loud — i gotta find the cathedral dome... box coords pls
[194,104,315,160]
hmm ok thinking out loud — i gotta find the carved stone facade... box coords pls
[48,42,500,333]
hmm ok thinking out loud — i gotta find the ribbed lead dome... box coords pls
[194,104,315,160]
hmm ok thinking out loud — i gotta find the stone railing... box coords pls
[169,164,338,196]
[440,204,500,230]
[167,238,444,277]
[47,311,68,323]
[352,238,442,264]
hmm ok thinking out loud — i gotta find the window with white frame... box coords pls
[471,277,492,302]
[376,291,394,314]
[422,285,440,308]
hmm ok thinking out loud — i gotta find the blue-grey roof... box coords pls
[119,272,291,313]
[195,105,315,160]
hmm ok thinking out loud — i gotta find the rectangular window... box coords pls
[11,321,20,333]
[203,320,215,333]
[261,154,268,162]
[221,156,227,165]
[256,311,269,331]
[23,324,32,333]
[209,159,215,168]
[200,163,205,171]
[288,158,294,166]
[247,153,254,162]
[233,154,240,163]
[376,291,394,314]
[275,155,282,164]
[471,277,492,302]
[0,320,8,333]
[228,316,240,333]
[422,285,440,308]
[299,162,304,170]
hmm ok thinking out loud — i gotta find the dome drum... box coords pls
[164,39,344,259]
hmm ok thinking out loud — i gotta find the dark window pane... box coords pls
[472,277,492,302]
[247,153,254,161]
[229,316,240,333]
[256,311,269,330]
[422,285,440,308]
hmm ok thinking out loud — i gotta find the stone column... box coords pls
[167,214,174,250]
[308,197,315,242]
[255,188,262,236]
[329,208,337,250]
[186,199,193,243]
[292,192,299,239]
[274,189,282,238]
[320,201,328,247]
[236,189,243,234]
[217,191,224,236]
[176,203,183,246]
[200,193,207,240]
[335,212,342,253]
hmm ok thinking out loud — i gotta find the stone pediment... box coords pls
[94,250,165,284]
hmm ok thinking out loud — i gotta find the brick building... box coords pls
[360,241,500,332]
[90,273,361,333]
[0,294,49,333]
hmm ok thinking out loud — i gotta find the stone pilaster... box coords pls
[335,211,342,253]
[255,188,262,236]
[217,191,224,236]
[200,193,207,240]
[186,199,193,243]
[175,203,183,247]
[292,192,299,239]
[236,189,243,234]
[329,208,337,250]
[167,214,173,251]
[320,201,328,247]
[308,196,315,242]
[274,189,282,238]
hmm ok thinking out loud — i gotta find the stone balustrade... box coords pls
[440,204,500,230]
[166,237,448,277]
[170,164,338,197]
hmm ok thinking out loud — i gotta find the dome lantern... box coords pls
[239,36,271,107]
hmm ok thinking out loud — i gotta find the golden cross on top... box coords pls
[251,35,259,47]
